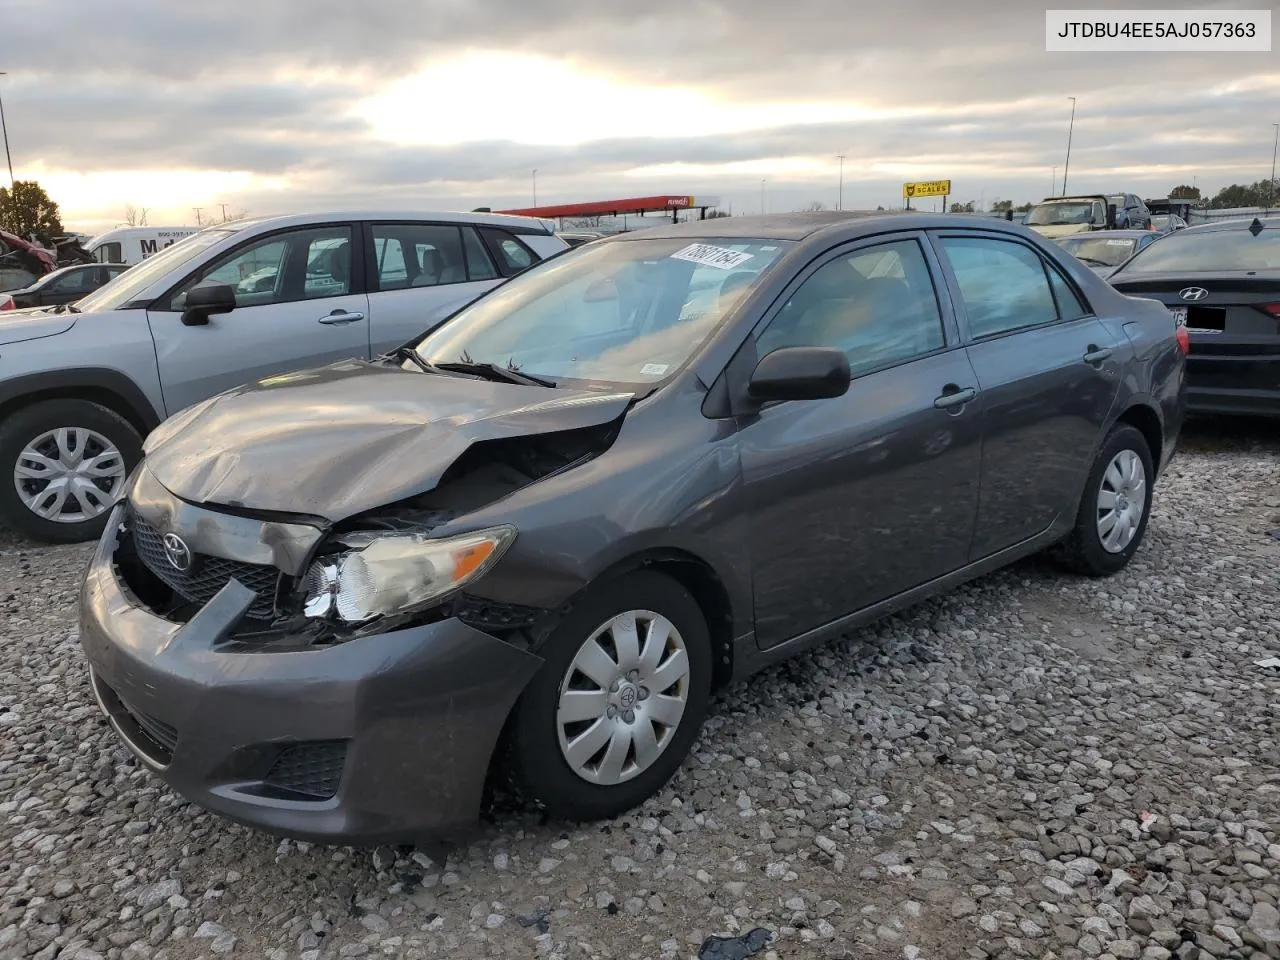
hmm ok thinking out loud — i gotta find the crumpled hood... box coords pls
[142,360,634,521]
[0,308,76,346]
[1030,223,1093,238]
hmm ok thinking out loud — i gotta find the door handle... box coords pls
[318,310,364,325]
[1083,345,1113,365]
[933,386,977,410]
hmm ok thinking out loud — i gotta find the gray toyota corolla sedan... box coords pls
[79,213,1186,845]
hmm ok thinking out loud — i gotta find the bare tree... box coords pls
[799,201,826,212]
[123,204,138,226]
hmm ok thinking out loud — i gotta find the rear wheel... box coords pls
[506,570,712,821]
[1051,423,1153,577]
[0,399,142,543]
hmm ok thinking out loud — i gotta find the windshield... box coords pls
[1058,235,1138,266]
[414,237,791,387]
[75,229,235,312]
[1114,225,1280,275]
[1026,202,1099,226]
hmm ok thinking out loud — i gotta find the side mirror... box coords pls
[747,346,851,403]
[1105,204,1118,229]
[181,283,236,326]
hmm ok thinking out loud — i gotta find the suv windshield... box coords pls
[1115,225,1280,274]
[1026,202,1098,226]
[414,237,791,387]
[74,229,235,312]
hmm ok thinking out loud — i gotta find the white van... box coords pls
[87,226,201,266]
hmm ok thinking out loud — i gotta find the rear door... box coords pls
[147,223,370,414]
[931,230,1122,560]
[362,221,504,355]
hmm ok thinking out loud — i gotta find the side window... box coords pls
[460,227,498,281]
[302,235,354,299]
[1046,262,1090,321]
[481,228,536,276]
[95,242,122,264]
[756,238,946,377]
[168,226,354,310]
[938,236,1059,338]
[51,269,97,294]
[371,224,466,290]
[107,266,129,280]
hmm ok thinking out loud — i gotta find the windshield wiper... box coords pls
[433,360,556,388]
[1076,256,1114,267]
[380,343,431,372]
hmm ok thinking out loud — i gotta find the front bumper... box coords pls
[78,505,543,845]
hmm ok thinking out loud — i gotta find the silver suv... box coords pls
[0,211,567,542]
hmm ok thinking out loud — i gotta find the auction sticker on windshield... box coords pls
[670,243,754,270]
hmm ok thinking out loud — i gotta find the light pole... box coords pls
[532,169,537,208]
[1062,96,1076,196]
[0,71,14,189]
[1269,123,1279,211]
[760,178,766,215]
[836,155,845,211]
[1052,167,1058,196]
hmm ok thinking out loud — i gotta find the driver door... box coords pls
[147,224,370,415]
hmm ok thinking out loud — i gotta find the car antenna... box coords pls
[1248,217,1264,237]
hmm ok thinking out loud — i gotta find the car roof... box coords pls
[206,210,557,235]
[1059,230,1153,240]
[600,212,1034,244]
[1177,215,1280,234]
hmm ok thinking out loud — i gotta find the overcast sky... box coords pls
[2,0,1277,232]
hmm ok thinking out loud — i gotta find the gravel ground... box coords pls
[2,418,1278,960]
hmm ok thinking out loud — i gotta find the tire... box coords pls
[0,399,143,544]
[1051,423,1154,577]
[506,570,712,822]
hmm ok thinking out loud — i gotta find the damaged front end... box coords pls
[110,419,623,651]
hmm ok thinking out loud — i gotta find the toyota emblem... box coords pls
[1178,287,1208,302]
[162,533,192,572]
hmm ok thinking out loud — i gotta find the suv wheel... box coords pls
[1050,423,1154,577]
[0,399,143,543]
[506,570,712,821]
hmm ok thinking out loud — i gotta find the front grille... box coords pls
[91,671,178,766]
[127,510,281,620]
[264,741,348,799]
[124,699,179,755]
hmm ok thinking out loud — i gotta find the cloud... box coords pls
[2,0,1275,229]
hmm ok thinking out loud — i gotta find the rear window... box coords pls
[1116,227,1280,275]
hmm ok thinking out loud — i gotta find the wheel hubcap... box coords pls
[556,610,690,786]
[13,427,127,523]
[1096,448,1146,554]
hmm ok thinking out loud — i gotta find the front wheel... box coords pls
[0,399,142,543]
[505,570,712,821]
[1050,423,1154,577]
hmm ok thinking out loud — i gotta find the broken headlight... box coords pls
[302,525,516,625]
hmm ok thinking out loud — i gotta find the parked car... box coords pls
[78,212,1186,845]
[1149,214,1187,232]
[1105,194,1153,230]
[1025,195,1117,238]
[0,263,130,311]
[1109,216,1279,417]
[1055,230,1164,278]
[86,226,202,266]
[0,210,568,542]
